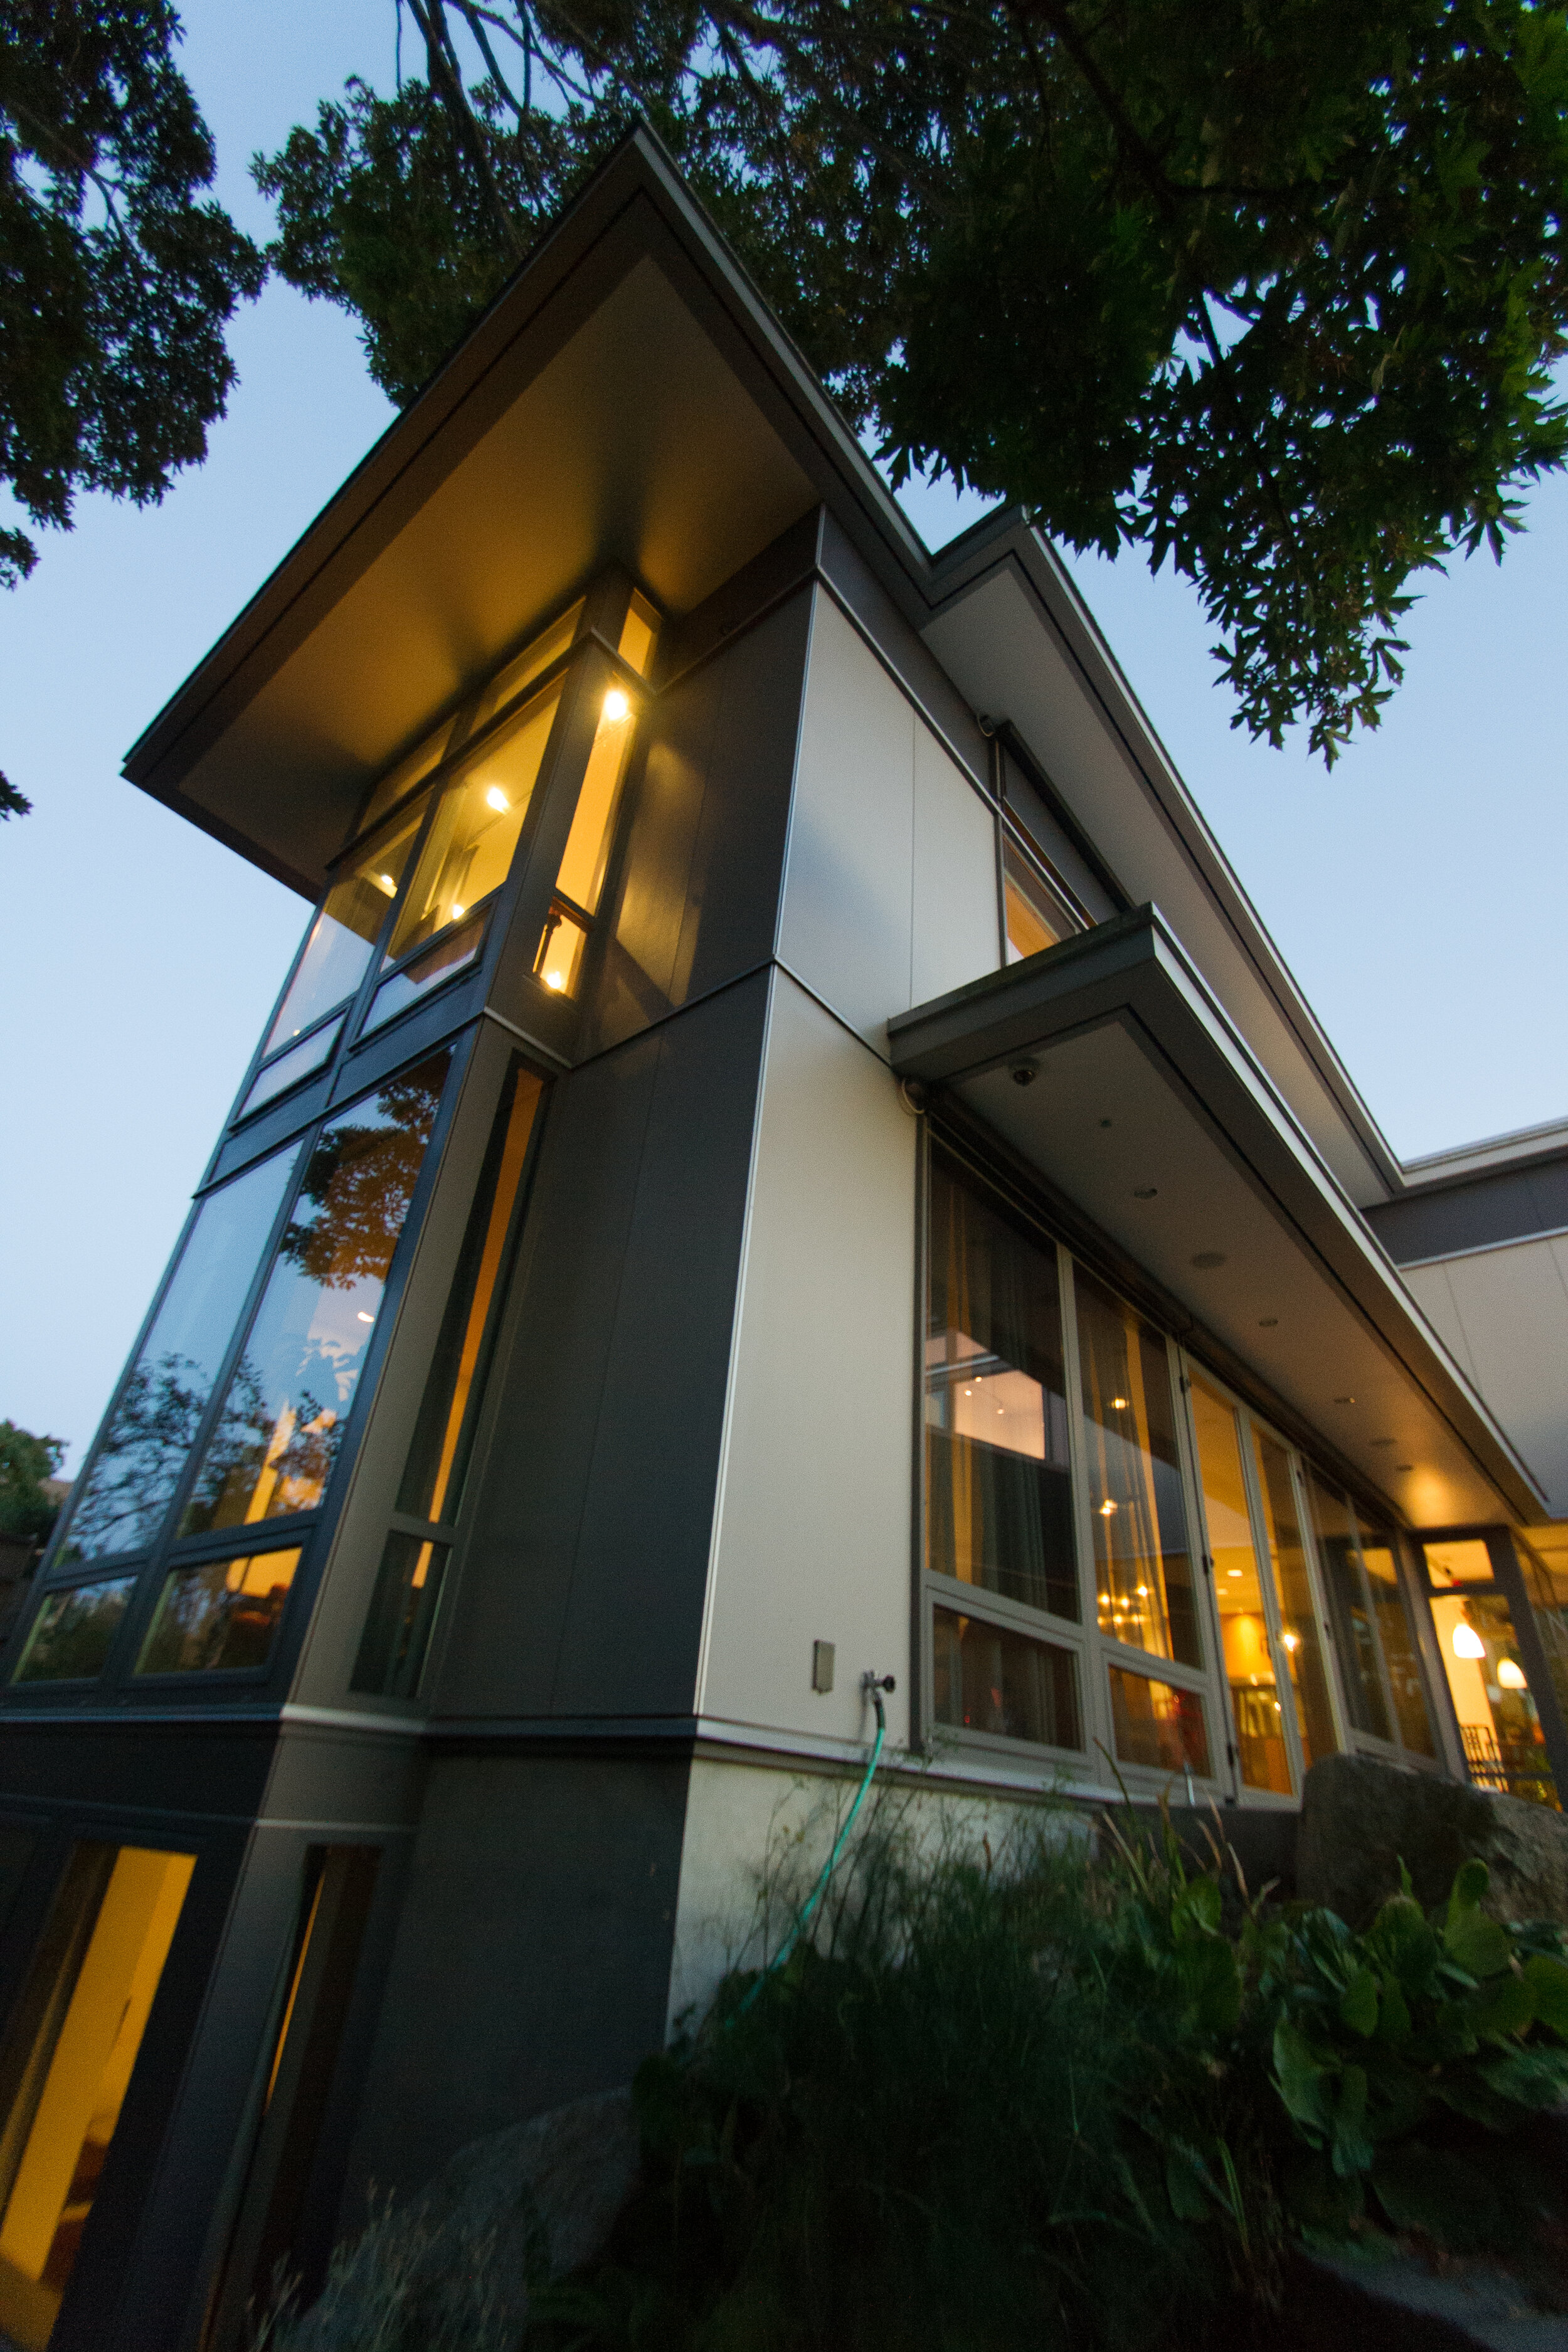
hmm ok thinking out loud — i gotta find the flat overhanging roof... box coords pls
[889,908,1549,1528]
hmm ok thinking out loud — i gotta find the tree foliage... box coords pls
[255,0,1568,761]
[0,0,263,585]
[0,1420,66,1547]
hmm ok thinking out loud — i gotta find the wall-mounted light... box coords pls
[1451,1623,1486,1660]
[485,785,510,813]
[1498,1658,1528,1690]
[603,687,630,723]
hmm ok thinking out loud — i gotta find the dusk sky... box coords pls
[4,0,1567,1470]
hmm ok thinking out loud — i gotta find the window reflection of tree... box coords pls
[58,1355,211,1561]
[183,1059,448,1535]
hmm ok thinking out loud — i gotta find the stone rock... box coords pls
[283,2085,640,2350]
[1297,1753,1568,1928]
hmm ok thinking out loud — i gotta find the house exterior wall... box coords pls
[1400,1241,1568,1517]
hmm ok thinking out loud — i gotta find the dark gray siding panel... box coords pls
[437,970,768,1722]
[551,975,766,1717]
[339,1750,689,2203]
[586,590,810,1056]
[1369,1156,1568,1264]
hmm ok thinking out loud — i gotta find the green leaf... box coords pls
[1448,1857,1491,1919]
[1523,1952,1568,2040]
[1273,2017,1333,2139]
[1467,1970,1535,2043]
[1375,1976,1412,2044]
[1330,2065,1374,2178]
[1338,1967,1380,2038]
[1445,1907,1512,1981]
[1172,1874,1223,1941]
[1164,2141,1216,2223]
[1477,2045,1568,2112]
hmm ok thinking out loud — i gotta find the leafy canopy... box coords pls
[256,0,1568,761]
[0,0,264,815]
[0,1421,66,1546]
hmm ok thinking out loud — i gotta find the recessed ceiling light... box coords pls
[1133,1185,1157,1200]
[1258,1316,1278,1328]
[1190,1251,1226,1269]
[1397,1463,1414,1473]
[1370,1438,1396,1448]
[1333,1395,1355,1405]
[1099,1118,1113,1129]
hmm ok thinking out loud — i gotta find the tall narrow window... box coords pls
[1253,1431,1338,1769]
[56,1145,302,1564]
[1359,1527,1436,1757]
[353,1061,546,1698]
[261,806,426,1058]
[1427,1542,1557,1805]
[535,672,645,997]
[1002,838,1078,963]
[179,1055,450,1538]
[1076,1270,1201,1668]
[1307,1474,1391,1741]
[0,1843,194,2351]
[1190,1379,1290,1794]
[924,1157,1078,1621]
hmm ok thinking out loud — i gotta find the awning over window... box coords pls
[890,906,1547,1530]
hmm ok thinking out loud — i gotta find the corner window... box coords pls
[534,669,646,997]
[13,1579,137,1685]
[260,806,426,1060]
[1426,1540,1555,1804]
[136,1547,302,1676]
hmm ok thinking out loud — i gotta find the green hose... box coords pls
[738,1681,891,2015]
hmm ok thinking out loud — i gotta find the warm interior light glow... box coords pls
[485,785,509,812]
[602,687,630,723]
[1498,1658,1528,1690]
[544,970,565,990]
[374,873,397,895]
[1098,1499,1117,1517]
[450,903,465,919]
[1451,1623,1486,1660]
[1110,1396,1128,1410]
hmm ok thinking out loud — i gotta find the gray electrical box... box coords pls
[811,1640,835,1694]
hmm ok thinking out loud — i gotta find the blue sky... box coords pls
[4,0,1567,1470]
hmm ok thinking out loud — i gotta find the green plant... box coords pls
[1261,1857,1568,2249]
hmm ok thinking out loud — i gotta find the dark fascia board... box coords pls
[888,906,1544,1523]
[923,516,1408,1199]
[121,127,935,810]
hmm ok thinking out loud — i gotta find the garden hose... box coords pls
[738,1671,895,2013]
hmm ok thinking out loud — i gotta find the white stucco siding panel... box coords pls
[699,972,916,1750]
[1405,1239,1568,1514]
[911,719,1000,1007]
[778,590,915,1049]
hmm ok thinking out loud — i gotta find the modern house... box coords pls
[2,129,1565,2352]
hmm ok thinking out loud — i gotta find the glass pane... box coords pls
[1108,1666,1211,1778]
[13,1580,135,1684]
[1076,1269,1200,1666]
[1003,838,1074,961]
[358,717,458,837]
[364,911,487,1033]
[352,1533,450,1700]
[239,1016,344,1123]
[470,602,582,734]
[617,591,659,678]
[1254,1431,1338,1769]
[1516,1546,1568,1735]
[399,1064,546,1525]
[264,810,423,1055]
[137,1549,302,1675]
[534,900,588,997]
[1306,1472,1392,1741]
[386,687,561,965]
[0,1843,194,2351]
[1359,1528,1436,1757]
[553,682,638,920]
[1430,1586,1557,1806]
[59,1149,300,1564]
[1425,1539,1496,1588]
[1191,1380,1290,1794]
[180,1054,450,1537]
[924,1157,1078,1621]
[931,1606,1083,1749]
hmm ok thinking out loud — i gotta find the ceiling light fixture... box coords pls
[1498,1659,1528,1690]
[603,686,631,722]
[1133,1185,1157,1200]
[485,785,509,812]
[1258,1316,1278,1328]
[1451,1623,1486,1660]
